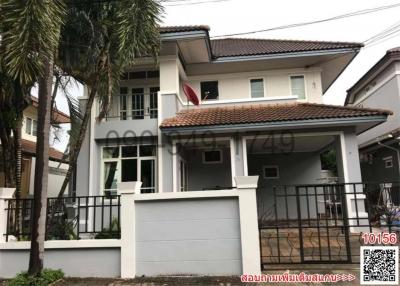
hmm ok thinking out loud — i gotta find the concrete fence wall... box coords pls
[0,178,261,278]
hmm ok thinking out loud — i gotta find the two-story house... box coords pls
[0,96,70,198]
[76,25,390,215]
[345,47,400,184]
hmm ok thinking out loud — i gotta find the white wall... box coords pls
[350,62,400,146]
[185,68,323,103]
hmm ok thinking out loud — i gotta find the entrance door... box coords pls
[139,158,156,193]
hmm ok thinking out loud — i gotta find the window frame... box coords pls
[289,75,307,100]
[202,149,223,164]
[249,77,265,98]
[383,156,393,169]
[101,144,157,195]
[263,165,280,179]
[200,81,219,101]
[25,117,38,136]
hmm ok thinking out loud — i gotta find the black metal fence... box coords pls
[258,182,400,268]
[4,195,121,242]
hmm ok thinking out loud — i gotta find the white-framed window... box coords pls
[202,149,223,164]
[263,165,279,179]
[250,78,265,98]
[383,156,393,168]
[25,117,38,136]
[290,75,306,100]
[102,144,157,195]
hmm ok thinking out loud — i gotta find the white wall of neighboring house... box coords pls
[351,61,400,146]
[28,157,69,198]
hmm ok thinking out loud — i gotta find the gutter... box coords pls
[160,115,387,135]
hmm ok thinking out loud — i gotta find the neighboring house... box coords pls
[0,96,70,198]
[345,47,400,183]
[76,25,390,200]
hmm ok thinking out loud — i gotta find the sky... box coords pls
[49,0,400,150]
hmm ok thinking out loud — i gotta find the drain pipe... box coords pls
[377,141,400,182]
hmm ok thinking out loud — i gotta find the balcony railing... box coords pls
[104,93,158,121]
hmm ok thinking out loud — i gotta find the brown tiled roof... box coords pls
[210,38,363,58]
[31,96,70,124]
[159,25,210,34]
[22,139,66,162]
[160,103,391,129]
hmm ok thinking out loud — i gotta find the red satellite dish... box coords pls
[182,83,200,106]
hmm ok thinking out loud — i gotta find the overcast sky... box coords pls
[49,0,400,150]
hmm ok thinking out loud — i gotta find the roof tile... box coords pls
[160,103,391,129]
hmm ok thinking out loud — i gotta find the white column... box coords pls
[0,188,15,243]
[339,131,369,232]
[235,176,261,275]
[118,182,141,278]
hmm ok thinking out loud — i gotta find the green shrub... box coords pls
[8,269,64,286]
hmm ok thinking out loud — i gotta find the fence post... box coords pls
[118,182,141,279]
[0,188,15,243]
[235,176,261,275]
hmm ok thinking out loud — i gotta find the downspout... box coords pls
[377,141,400,182]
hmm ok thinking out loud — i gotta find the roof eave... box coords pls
[160,115,387,135]
[212,47,360,63]
[345,52,400,105]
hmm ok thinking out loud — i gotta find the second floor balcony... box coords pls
[94,89,159,139]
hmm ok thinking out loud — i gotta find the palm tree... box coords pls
[55,0,162,198]
[1,0,66,275]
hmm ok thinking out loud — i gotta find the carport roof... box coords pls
[160,103,391,129]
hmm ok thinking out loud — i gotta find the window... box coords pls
[26,118,32,135]
[383,157,393,168]
[263,165,279,179]
[25,117,38,136]
[200,81,219,100]
[119,87,128,120]
[202,150,222,164]
[132,88,144,119]
[290,75,306,99]
[250,78,264,98]
[149,87,159,119]
[102,145,156,194]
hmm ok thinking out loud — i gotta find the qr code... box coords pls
[361,246,399,285]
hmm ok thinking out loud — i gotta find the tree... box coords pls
[55,0,162,198]
[1,0,66,275]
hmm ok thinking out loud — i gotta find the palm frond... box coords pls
[1,0,66,85]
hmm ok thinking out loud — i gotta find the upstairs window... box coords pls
[290,75,306,100]
[250,78,264,98]
[200,81,219,100]
[25,117,38,136]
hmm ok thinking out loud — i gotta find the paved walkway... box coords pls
[54,269,361,286]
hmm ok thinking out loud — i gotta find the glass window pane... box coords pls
[121,159,137,182]
[200,81,219,100]
[26,118,32,135]
[104,161,118,190]
[141,159,155,193]
[140,145,156,157]
[132,88,144,119]
[250,79,264,98]
[122,146,137,157]
[32,120,38,136]
[203,150,222,163]
[103,147,119,159]
[290,76,306,99]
